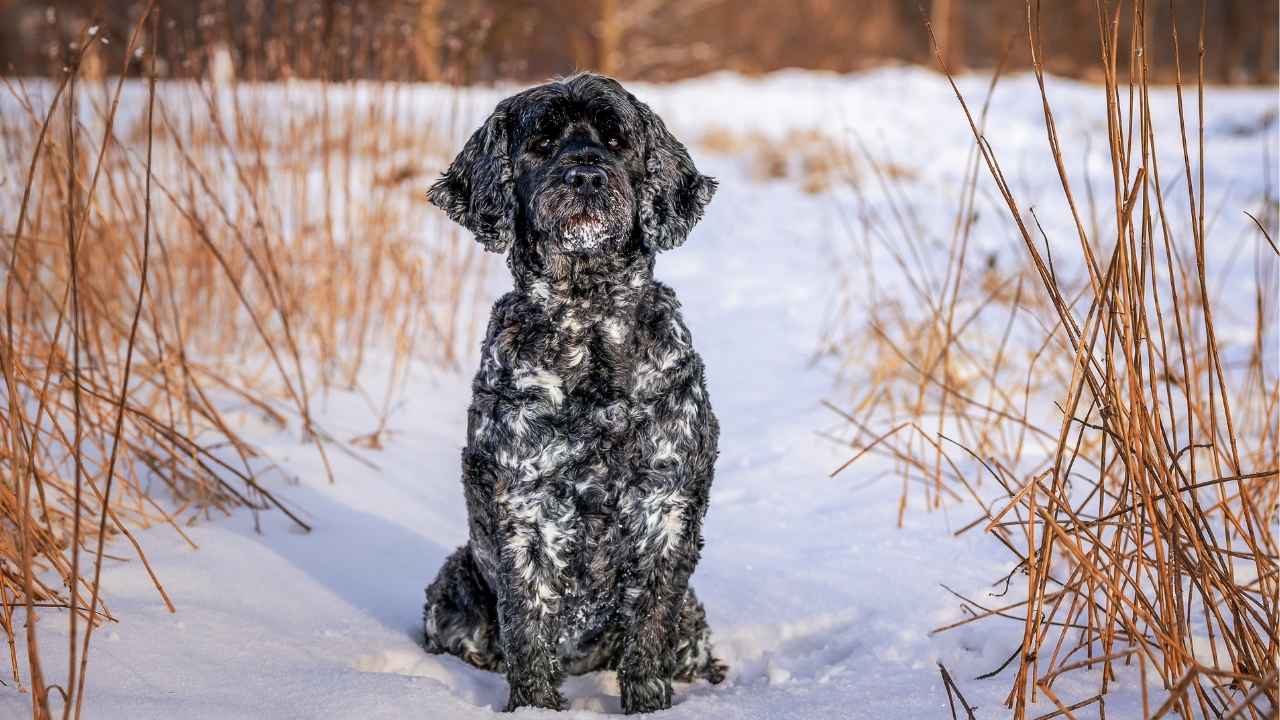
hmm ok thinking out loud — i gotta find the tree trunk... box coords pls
[598,0,621,76]
[930,0,964,70]
[414,0,443,82]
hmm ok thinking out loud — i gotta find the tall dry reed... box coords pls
[828,2,1277,718]
[0,7,480,717]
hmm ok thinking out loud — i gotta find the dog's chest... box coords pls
[502,276,685,655]
[533,278,647,394]
[553,505,625,657]
[541,310,650,654]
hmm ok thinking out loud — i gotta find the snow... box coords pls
[2,68,1275,719]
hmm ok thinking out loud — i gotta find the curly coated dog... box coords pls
[421,73,725,714]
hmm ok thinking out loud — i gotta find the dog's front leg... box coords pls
[467,358,581,712]
[617,481,705,714]
[492,481,576,712]
[617,382,717,714]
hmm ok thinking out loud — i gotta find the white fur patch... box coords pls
[602,316,628,344]
[560,217,610,250]
[529,279,552,303]
[514,367,565,408]
[639,489,689,558]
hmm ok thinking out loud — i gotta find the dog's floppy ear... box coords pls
[427,103,516,253]
[633,97,717,252]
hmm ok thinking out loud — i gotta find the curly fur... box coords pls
[422,73,725,714]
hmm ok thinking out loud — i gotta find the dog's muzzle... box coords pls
[532,160,633,252]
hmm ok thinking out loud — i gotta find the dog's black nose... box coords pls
[565,165,607,195]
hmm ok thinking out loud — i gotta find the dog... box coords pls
[421,73,725,714]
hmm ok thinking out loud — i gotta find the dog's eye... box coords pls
[605,135,621,150]
[533,137,554,152]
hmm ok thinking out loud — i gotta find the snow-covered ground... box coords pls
[3,69,1275,719]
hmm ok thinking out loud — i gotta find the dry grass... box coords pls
[0,8,479,718]
[827,2,1277,718]
[697,126,876,194]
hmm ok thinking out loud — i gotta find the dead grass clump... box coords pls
[828,2,1278,718]
[0,9,479,718]
[695,126,748,154]
[698,126,859,194]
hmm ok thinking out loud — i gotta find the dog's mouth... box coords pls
[557,209,621,251]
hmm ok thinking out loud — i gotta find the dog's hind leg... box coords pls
[423,545,504,672]
[671,588,728,685]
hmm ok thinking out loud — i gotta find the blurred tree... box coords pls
[930,0,963,69]
[595,0,722,78]
[413,0,443,81]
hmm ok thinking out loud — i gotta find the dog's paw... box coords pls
[704,657,728,685]
[504,684,564,713]
[619,674,673,714]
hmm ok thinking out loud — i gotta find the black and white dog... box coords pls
[422,73,725,714]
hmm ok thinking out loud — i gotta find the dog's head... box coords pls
[427,74,716,256]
